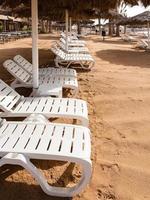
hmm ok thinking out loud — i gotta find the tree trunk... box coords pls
[116,25,120,37]
[41,20,47,33]
[77,21,81,35]
[3,20,6,32]
[49,21,52,33]
[45,20,48,33]
[41,20,45,33]
[112,24,115,35]
[124,25,127,34]
[98,17,101,35]
[109,23,112,36]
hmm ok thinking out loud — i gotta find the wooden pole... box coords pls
[65,9,68,51]
[69,17,72,32]
[147,21,150,49]
[98,17,101,35]
[32,0,39,89]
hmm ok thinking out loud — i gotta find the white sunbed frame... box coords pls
[61,31,78,40]
[121,34,137,42]
[13,54,77,77]
[136,39,148,49]
[3,59,78,96]
[60,38,85,47]
[0,79,88,126]
[61,33,86,44]
[51,45,95,70]
[0,116,92,197]
[56,41,89,54]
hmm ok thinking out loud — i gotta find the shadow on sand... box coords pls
[0,162,75,200]
[39,34,60,41]
[0,47,55,81]
[91,37,136,45]
[96,49,150,68]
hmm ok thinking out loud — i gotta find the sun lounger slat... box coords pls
[0,124,27,150]
[47,125,65,154]
[24,124,46,151]
[72,128,85,156]
[0,80,21,110]
[13,124,37,151]
[59,126,74,154]
[36,125,55,152]
[3,59,31,83]
[0,123,19,148]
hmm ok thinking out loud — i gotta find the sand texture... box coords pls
[0,34,150,200]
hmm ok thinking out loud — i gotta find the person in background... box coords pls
[102,29,106,41]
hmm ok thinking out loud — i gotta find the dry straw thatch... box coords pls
[0,1,149,21]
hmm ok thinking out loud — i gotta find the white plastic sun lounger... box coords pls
[3,59,78,95]
[121,34,137,42]
[136,39,148,49]
[51,46,95,70]
[14,55,77,77]
[56,41,89,54]
[61,32,78,40]
[61,33,86,44]
[0,117,92,197]
[0,79,88,126]
[60,38,85,47]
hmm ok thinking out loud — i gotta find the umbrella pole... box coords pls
[98,17,101,35]
[32,0,39,89]
[65,9,68,51]
[148,21,150,49]
[69,17,72,33]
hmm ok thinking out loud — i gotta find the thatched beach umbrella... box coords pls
[130,11,150,48]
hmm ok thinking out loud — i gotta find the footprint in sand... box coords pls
[97,188,116,200]
[100,163,120,174]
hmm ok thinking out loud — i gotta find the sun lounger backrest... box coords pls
[58,42,65,50]
[3,59,31,84]
[0,79,21,111]
[51,46,66,59]
[61,32,66,38]
[58,42,69,52]
[60,38,66,45]
[14,55,32,74]
[140,39,148,46]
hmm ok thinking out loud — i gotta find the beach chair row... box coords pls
[50,31,95,70]
[0,31,31,44]
[121,33,150,50]
[0,51,92,197]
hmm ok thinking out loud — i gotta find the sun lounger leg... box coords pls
[11,79,30,89]
[66,61,94,71]
[11,79,19,89]
[0,153,92,197]
[54,57,61,68]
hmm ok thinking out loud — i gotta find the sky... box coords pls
[126,4,150,17]
[94,3,150,25]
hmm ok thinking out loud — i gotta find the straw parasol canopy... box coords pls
[0,0,147,15]
[131,10,150,23]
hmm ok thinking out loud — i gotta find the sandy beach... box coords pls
[0,34,150,200]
